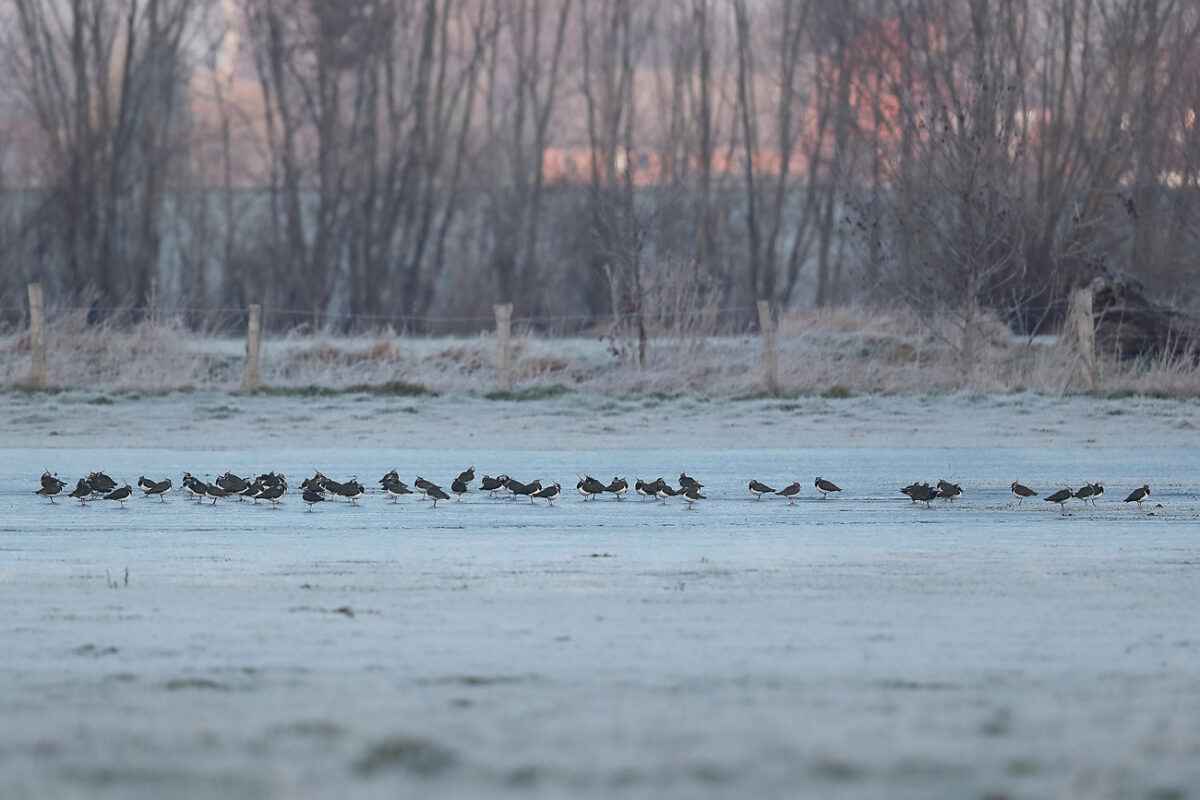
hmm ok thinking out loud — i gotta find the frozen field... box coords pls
[3,391,1200,799]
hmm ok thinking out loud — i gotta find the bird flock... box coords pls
[32,470,1155,512]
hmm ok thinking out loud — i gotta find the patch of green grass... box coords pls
[484,384,571,401]
[352,736,457,777]
[9,385,65,396]
[259,380,435,398]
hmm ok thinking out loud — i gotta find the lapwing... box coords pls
[635,479,654,500]
[456,466,475,486]
[302,487,326,511]
[578,475,606,501]
[681,484,705,508]
[321,477,348,498]
[1044,487,1073,512]
[88,471,118,495]
[204,482,231,505]
[936,480,963,502]
[217,472,250,500]
[510,479,542,503]
[427,484,451,508]
[384,479,412,502]
[257,471,286,488]
[181,473,201,501]
[68,478,91,504]
[480,475,506,497]
[414,476,437,499]
[451,477,470,500]
[1074,483,1096,504]
[534,482,562,507]
[41,470,66,490]
[679,472,702,490]
[776,482,802,504]
[103,484,133,508]
[145,477,172,501]
[748,480,776,500]
[653,478,679,501]
[337,480,365,505]
[605,477,628,499]
[1123,484,1150,506]
[35,481,63,502]
[814,477,841,499]
[900,481,926,503]
[1089,483,1104,503]
[1011,481,1037,504]
[910,482,939,508]
[258,482,285,507]
[302,472,328,493]
[379,469,400,489]
[182,473,208,502]
[137,476,156,494]
[37,471,65,500]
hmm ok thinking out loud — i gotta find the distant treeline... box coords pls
[2,0,1200,342]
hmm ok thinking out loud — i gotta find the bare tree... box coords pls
[5,0,209,313]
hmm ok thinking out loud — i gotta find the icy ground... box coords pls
[2,391,1200,799]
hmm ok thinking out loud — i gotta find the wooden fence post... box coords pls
[1069,288,1096,392]
[27,282,46,389]
[757,299,778,395]
[243,304,262,393]
[494,303,513,393]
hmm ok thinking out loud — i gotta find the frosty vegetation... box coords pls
[4,305,1200,396]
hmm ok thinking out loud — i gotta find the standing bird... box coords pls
[1088,483,1104,503]
[413,476,437,499]
[204,483,231,505]
[679,472,702,490]
[1011,481,1037,504]
[1123,484,1151,506]
[379,469,400,489]
[936,480,963,502]
[216,472,250,500]
[68,478,92,504]
[653,478,679,501]
[145,478,172,501]
[910,483,939,508]
[103,484,133,508]
[509,479,542,503]
[814,477,841,499]
[776,482,802,504]
[302,487,326,511]
[635,479,655,500]
[137,476,157,495]
[577,475,606,501]
[87,471,118,496]
[451,477,470,500]
[258,482,286,507]
[605,477,628,500]
[1074,483,1096,504]
[534,482,562,507]
[748,480,776,500]
[337,480,365,505]
[480,475,506,497]
[1044,487,1073,512]
[426,485,451,508]
[383,479,412,502]
[36,472,65,502]
[456,466,475,486]
[681,484,706,508]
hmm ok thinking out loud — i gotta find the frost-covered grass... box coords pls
[3,307,1199,396]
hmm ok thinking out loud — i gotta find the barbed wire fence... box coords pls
[10,283,783,394]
